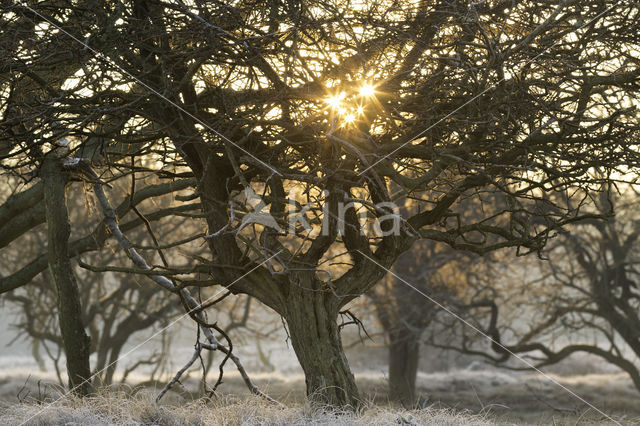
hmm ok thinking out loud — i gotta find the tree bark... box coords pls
[283,282,361,409]
[388,326,420,406]
[42,158,93,396]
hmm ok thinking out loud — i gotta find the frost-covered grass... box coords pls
[0,391,491,426]
[1,365,639,425]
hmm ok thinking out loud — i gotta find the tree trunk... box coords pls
[42,158,93,396]
[103,341,125,385]
[388,326,420,406]
[283,284,361,409]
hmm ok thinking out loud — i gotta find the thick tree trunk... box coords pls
[388,327,420,406]
[283,285,361,409]
[42,158,93,396]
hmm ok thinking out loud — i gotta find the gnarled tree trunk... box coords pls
[42,158,93,396]
[282,280,360,409]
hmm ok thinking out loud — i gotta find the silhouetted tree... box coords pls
[1,0,639,407]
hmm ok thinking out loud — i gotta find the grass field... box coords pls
[1,368,638,425]
[1,392,493,426]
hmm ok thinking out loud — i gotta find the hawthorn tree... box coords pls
[1,184,186,386]
[1,0,640,408]
[367,191,505,405]
[450,187,640,393]
[369,238,493,406]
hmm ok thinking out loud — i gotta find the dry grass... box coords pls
[2,365,640,425]
[0,391,492,426]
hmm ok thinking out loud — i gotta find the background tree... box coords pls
[369,236,494,405]
[0,185,184,386]
[448,186,640,393]
[1,0,640,408]
[368,193,502,406]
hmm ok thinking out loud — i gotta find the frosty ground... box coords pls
[1,366,638,425]
[1,312,637,424]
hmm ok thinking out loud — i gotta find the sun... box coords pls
[324,84,373,126]
[343,113,356,124]
[359,83,375,97]
[325,92,346,109]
